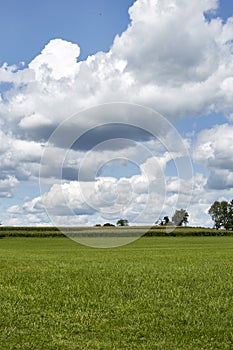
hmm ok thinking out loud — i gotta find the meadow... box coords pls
[1,235,233,349]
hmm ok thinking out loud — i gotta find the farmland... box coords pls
[1,235,233,349]
[1,225,233,237]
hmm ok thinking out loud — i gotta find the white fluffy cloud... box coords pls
[0,130,44,181]
[114,0,220,83]
[193,123,233,189]
[0,176,19,198]
[29,39,81,81]
[1,0,233,133]
[0,62,34,85]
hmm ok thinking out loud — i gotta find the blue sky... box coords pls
[0,0,135,65]
[214,0,233,20]
[0,0,233,228]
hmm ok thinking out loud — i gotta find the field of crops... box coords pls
[1,236,233,349]
[1,225,233,237]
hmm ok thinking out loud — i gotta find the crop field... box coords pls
[1,235,233,349]
[1,225,233,238]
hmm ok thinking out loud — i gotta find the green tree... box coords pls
[227,200,233,230]
[209,200,233,230]
[172,209,189,226]
[220,201,229,229]
[117,219,129,226]
[208,201,222,229]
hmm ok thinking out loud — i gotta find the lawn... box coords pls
[0,236,233,349]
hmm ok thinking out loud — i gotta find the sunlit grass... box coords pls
[0,237,233,349]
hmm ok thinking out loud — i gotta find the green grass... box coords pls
[1,237,233,349]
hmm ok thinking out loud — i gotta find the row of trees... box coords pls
[96,210,190,228]
[99,201,233,229]
[95,219,129,227]
[208,200,233,229]
[156,209,189,227]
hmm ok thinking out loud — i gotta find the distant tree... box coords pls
[159,216,170,226]
[103,223,115,227]
[159,218,164,226]
[116,219,129,226]
[172,209,189,226]
[227,200,233,230]
[208,200,233,229]
[219,201,229,229]
[208,201,222,229]
[95,224,101,227]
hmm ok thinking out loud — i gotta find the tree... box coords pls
[220,201,229,229]
[159,216,170,226]
[227,200,233,230]
[208,200,233,229]
[117,219,129,226]
[208,201,222,229]
[172,209,189,226]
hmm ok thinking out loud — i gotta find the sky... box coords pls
[0,0,233,228]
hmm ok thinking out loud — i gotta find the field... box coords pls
[1,236,233,349]
[1,225,233,238]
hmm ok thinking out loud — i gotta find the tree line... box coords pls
[156,209,189,227]
[100,201,233,229]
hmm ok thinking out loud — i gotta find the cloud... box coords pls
[0,62,34,85]
[0,176,19,198]
[112,0,233,116]
[19,113,54,130]
[207,169,233,189]
[194,124,233,171]
[114,0,220,84]
[18,150,193,226]
[29,39,81,81]
[193,123,233,190]
[0,130,44,181]
[6,168,233,228]
[1,0,233,140]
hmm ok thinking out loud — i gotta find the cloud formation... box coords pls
[194,123,233,189]
[1,0,233,135]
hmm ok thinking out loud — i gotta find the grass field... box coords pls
[1,236,233,349]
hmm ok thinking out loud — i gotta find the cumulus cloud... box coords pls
[29,39,81,81]
[0,62,34,85]
[207,169,233,189]
[6,168,233,227]
[114,0,220,84]
[1,0,233,137]
[0,130,44,181]
[194,124,233,170]
[0,176,19,198]
[17,149,193,226]
[193,123,233,190]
